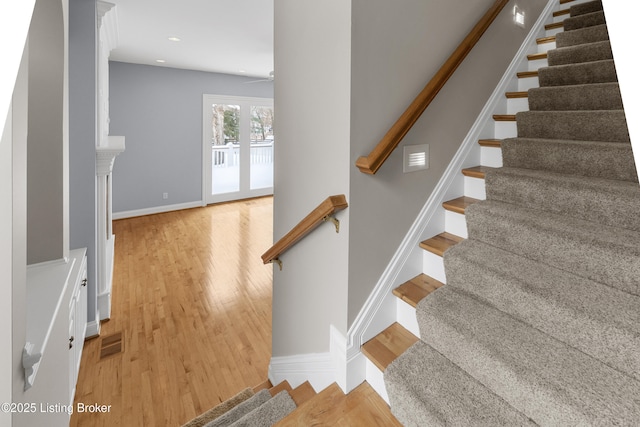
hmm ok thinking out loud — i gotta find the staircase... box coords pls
[364,0,640,424]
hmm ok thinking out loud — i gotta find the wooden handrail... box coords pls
[262,195,348,268]
[356,0,510,175]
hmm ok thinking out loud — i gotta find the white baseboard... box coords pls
[113,201,203,220]
[268,351,336,393]
[85,320,100,339]
[97,291,111,321]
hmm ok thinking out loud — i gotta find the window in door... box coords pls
[203,95,274,204]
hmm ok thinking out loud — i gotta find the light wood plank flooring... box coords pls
[70,197,274,427]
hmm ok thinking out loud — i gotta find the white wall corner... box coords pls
[268,351,336,393]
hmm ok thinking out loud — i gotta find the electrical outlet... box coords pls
[162,192,169,200]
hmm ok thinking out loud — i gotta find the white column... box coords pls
[95,137,124,320]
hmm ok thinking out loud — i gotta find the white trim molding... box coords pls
[113,201,203,220]
[269,352,336,393]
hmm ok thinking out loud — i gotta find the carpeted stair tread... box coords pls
[537,59,618,87]
[229,391,296,427]
[465,200,640,296]
[444,239,640,380]
[563,10,606,32]
[416,287,640,425]
[501,137,638,182]
[569,0,603,18]
[527,82,622,111]
[182,388,255,427]
[555,23,608,47]
[384,341,536,426]
[484,167,640,231]
[516,110,630,142]
[204,389,272,427]
[547,40,612,66]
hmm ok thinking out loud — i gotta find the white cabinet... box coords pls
[68,250,87,404]
[21,248,87,425]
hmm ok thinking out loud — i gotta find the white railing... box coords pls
[212,142,273,168]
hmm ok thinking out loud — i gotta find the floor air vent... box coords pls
[99,332,123,359]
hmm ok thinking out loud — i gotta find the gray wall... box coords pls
[272,0,352,355]
[347,0,548,326]
[109,61,273,213]
[68,0,98,335]
[27,0,66,264]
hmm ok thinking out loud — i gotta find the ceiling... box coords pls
[107,0,274,78]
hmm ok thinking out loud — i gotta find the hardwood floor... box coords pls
[70,197,274,427]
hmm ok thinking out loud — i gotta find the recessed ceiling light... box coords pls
[168,36,181,42]
[155,59,166,63]
[239,69,246,73]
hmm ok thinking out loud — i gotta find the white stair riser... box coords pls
[396,298,421,338]
[537,40,557,53]
[365,359,390,404]
[481,146,503,168]
[494,121,517,139]
[528,57,549,71]
[518,75,540,91]
[507,97,529,114]
[445,210,468,238]
[422,251,446,283]
[464,176,486,200]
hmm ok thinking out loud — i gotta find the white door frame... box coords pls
[202,94,274,205]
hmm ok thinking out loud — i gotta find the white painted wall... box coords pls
[602,1,640,173]
[272,0,352,355]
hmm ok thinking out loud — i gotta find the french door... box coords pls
[203,95,274,204]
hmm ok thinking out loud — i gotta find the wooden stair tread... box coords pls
[517,70,539,79]
[553,8,570,17]
[393,274,444,308]
[462,165,495,179]
[537,35,556,45]
[289,381,316,406]
[269,380,293,397]
[506,91,528,99]
[275,382,402,426]
[527,52,548,61]
[493,114,516,121]
[560,0,577,4]
[443,196,480,214]
[420,232,463,257]
[479,138,501,148]
[362,323,419,372]
[546,21,564,30]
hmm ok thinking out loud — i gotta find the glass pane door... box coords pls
[250,105,274,190]
[203,95,274,204]
[211,103,241,196]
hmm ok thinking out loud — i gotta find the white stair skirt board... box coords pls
[269,352,336,393]
[340,0,559,397]
[445,210,468,239]
[365,358,390,404]
[397,298,421,338]
[464,176,487,200]
[481,146,503,168]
